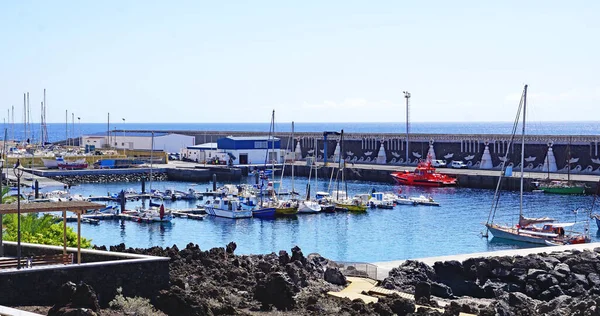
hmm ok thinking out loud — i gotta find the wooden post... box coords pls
[77,211,81,264]
[62,210,67,255]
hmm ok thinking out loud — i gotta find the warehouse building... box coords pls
[81,131,195,154]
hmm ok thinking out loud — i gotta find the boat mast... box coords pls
[291,121,295,197]
[519,85,528,218]
[150,131,154,190]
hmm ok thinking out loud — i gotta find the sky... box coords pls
[0,1,599,123]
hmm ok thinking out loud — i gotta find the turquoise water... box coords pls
[44,177,597,262]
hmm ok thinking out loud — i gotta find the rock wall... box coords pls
[0,242,169,306]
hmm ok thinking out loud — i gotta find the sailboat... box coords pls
[538,137,586,194]
[332,130,368,213]
[484,85,590,245]
[268,114,298,215]
[298,155,322,213]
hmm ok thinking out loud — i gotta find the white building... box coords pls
[82,132,195,154]
[182,143,219,163]
[216,136,281,165]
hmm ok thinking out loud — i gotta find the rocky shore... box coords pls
[19,244,600,315]
[48,172,168,185]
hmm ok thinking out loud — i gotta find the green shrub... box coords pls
[2,213,92,248]
[109,287,165,316]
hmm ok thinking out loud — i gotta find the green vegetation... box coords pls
[1,186,17,204]
[1,211,92,249]
[109,287,165,316]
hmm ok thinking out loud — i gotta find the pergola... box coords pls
[0,201,105,264]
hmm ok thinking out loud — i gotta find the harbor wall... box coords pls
[0,242,170,306]
[130,129,600,175]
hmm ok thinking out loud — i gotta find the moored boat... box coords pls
[390,161,457,187]
[410,195,440,206]
[205,197,252,219]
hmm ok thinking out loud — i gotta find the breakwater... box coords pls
[125,129,600,175]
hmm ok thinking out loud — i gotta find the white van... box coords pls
[450,161,468,169]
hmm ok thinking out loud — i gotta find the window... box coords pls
[254,141,268,149]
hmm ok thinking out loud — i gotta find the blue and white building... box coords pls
[216,136,281,165]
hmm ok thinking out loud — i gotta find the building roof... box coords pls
[187,143,218,150]
[85,131,169,137]
[225,136,280,141]
[0,201,106,215]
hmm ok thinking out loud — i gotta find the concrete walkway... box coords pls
[372,242,600,280]
[0,305,43,316]
[327,277,476,315]
[3,170,65,188]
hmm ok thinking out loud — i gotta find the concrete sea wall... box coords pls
[131,130,600,174]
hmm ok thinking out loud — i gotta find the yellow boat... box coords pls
[275,200,299,215]
[335,202,367,213]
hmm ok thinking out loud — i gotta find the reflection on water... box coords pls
[55,177,596,262]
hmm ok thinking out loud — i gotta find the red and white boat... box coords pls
[58,159,88,170]
[390,160,457,187]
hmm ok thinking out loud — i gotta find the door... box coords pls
[239,154,248,165]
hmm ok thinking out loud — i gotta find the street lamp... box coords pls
[13,159,24,269]
[78,117,81,149]
[403,91,411,165]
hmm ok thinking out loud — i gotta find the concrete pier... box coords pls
[371,242,600,280]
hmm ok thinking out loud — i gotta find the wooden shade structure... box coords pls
[0,201,105,264]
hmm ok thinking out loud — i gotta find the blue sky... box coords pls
[1,1,598,123]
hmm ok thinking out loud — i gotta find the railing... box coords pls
[334,261,378,280]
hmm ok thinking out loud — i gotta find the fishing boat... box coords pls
[484,85,590,245]
[205,197,252,219]
[390,160,457,187]
[369,192,396,209]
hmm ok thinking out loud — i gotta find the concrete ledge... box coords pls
[0,305,43,316]
[372,242,600,280]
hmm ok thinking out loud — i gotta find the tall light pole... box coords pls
[122,118,126,156]
[13,159,24,269]
[403,91,411,165]
[78,117,81,149]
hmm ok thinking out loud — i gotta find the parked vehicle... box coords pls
[450,161,468,169]
[431,160,447,168]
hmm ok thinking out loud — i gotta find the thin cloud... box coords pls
[301,99,398,110]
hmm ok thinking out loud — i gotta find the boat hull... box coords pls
[298,201,321,213]
[275,207,298,215]
[206,206,252,219]
[335,203,367,213]
[540,186,585,195]
[486,224,551,245]
[252,207,276,219]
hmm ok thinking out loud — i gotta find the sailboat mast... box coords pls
[291,121,295,196]
[519,85,528,217]
[150,131,154,190]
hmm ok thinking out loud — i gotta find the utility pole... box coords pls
[403,91,411,165]
[72,113,75,146]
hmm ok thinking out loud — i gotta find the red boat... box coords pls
[390,161,457,187]
[57,161,88,170]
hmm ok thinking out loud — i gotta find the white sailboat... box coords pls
[484,85,590,245]
[298,152,322,214]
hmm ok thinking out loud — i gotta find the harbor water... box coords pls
[39,176,598,263]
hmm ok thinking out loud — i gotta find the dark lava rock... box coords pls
[48,282,100,316]
[386,294,416,316]
[415,281,431,301]
[225,241,237,255]
[538,285,565,301]
[254,272,296,311]
[290,245,307,266]
[324,267,347,286]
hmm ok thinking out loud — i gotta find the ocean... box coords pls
[2,121,600,144]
